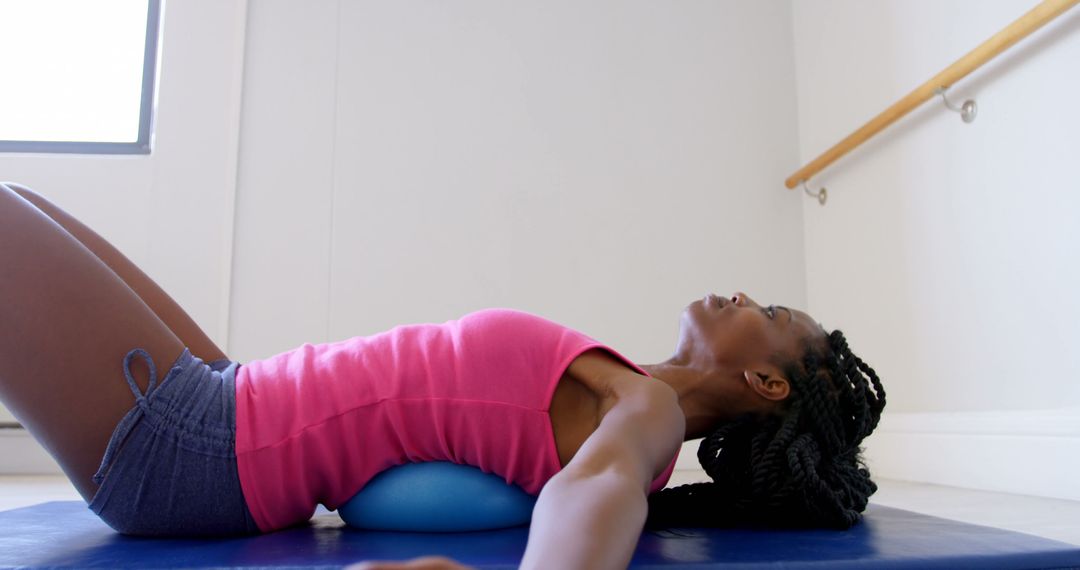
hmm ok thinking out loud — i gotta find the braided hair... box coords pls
[646,329,886,530]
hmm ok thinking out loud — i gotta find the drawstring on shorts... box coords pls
[92,348,173,485]
[122,348,161,413]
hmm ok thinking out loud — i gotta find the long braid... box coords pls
[646,329,886,529]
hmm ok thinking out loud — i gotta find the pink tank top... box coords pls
[233,308,681,532]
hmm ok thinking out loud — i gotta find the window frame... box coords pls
[0,0,162,155]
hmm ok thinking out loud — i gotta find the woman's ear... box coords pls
[743,370,790,402]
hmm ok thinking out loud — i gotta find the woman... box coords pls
[0,182,884,570]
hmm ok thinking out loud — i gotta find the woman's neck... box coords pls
[638,361,717,441]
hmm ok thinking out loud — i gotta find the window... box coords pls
[0,0,161,154]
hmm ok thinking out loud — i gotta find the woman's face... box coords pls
[677,291,825,375]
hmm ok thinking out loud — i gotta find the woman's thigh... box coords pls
[1,182,228,364]
[0,184,186,503]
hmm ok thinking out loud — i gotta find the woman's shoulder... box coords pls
[567,348,676,411]
[459,307,587,337]
[464,309,655,381]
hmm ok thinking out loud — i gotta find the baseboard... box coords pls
[673,410,1080,503]
[863,407,1080,502]
[0,428,62,475]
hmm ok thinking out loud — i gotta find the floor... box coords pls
[2,473,1079,546]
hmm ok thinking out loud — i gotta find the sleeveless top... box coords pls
[233,308,681,532]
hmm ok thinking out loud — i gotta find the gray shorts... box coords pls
[88,346,261,537]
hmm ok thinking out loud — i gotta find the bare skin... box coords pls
[641,292,827,437]
[518,292,829,570]
[549,292,826,466]
[0,182,826,569]
[0,182,223,503]
[0,183,229,364]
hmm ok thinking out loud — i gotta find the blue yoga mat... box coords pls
[1,501,1078,569]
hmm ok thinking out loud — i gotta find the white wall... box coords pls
[0,0,247,464]
[3,0,804,474]
[793,0,1080,499]
[231,1,805,370]
[231,0,805,472]
[7,0,1078,505]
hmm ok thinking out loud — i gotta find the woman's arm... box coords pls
[519,467,648,569]
[519,381,685,570]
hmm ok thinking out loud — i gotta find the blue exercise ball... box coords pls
[338,462,538,532]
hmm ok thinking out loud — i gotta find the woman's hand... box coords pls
[345,555,476,570]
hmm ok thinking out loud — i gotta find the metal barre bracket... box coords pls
[800,180,827,206]
[934,86,978,123]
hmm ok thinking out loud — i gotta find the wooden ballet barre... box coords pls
[786,0,1080,198]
